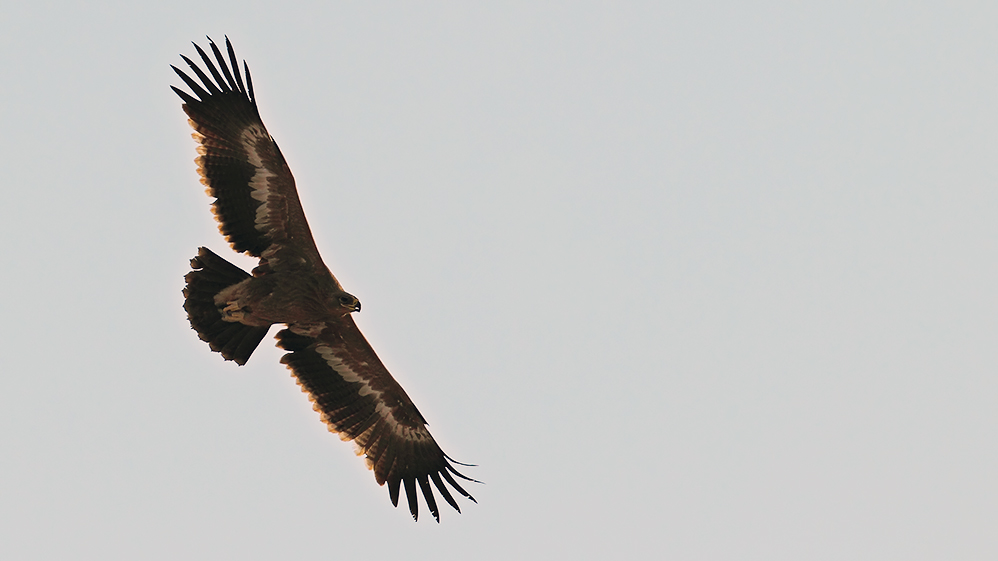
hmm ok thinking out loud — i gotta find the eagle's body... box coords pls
[214,269,349,326]
[172,37,475,522]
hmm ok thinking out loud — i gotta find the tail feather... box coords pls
[183,247,269,365]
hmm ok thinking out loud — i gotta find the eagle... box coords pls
[172,37,476,522]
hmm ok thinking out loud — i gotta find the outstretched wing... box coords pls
[172,37,326,274]
[277,319,477,522]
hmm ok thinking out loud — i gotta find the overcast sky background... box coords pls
[1,2,996,559]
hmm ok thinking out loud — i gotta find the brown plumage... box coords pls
[173,37,476,521]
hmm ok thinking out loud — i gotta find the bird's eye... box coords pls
[338,295,361,312]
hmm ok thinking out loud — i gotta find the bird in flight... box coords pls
[172,37,476,522]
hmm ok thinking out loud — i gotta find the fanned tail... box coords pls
[183,247,270,365]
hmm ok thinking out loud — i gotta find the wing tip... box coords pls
[383,454,480,522]
[171,36,256,109]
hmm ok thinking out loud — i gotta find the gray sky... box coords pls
[2,2,996,559]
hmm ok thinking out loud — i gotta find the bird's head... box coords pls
[335,292,362,314]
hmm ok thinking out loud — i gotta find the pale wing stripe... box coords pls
[288,322,327,337]
[239,124,279,234]
[314,344,435,443]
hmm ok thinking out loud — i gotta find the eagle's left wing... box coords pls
[277,319,477,521]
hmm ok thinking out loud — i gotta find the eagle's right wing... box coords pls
[172,37,328,276]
